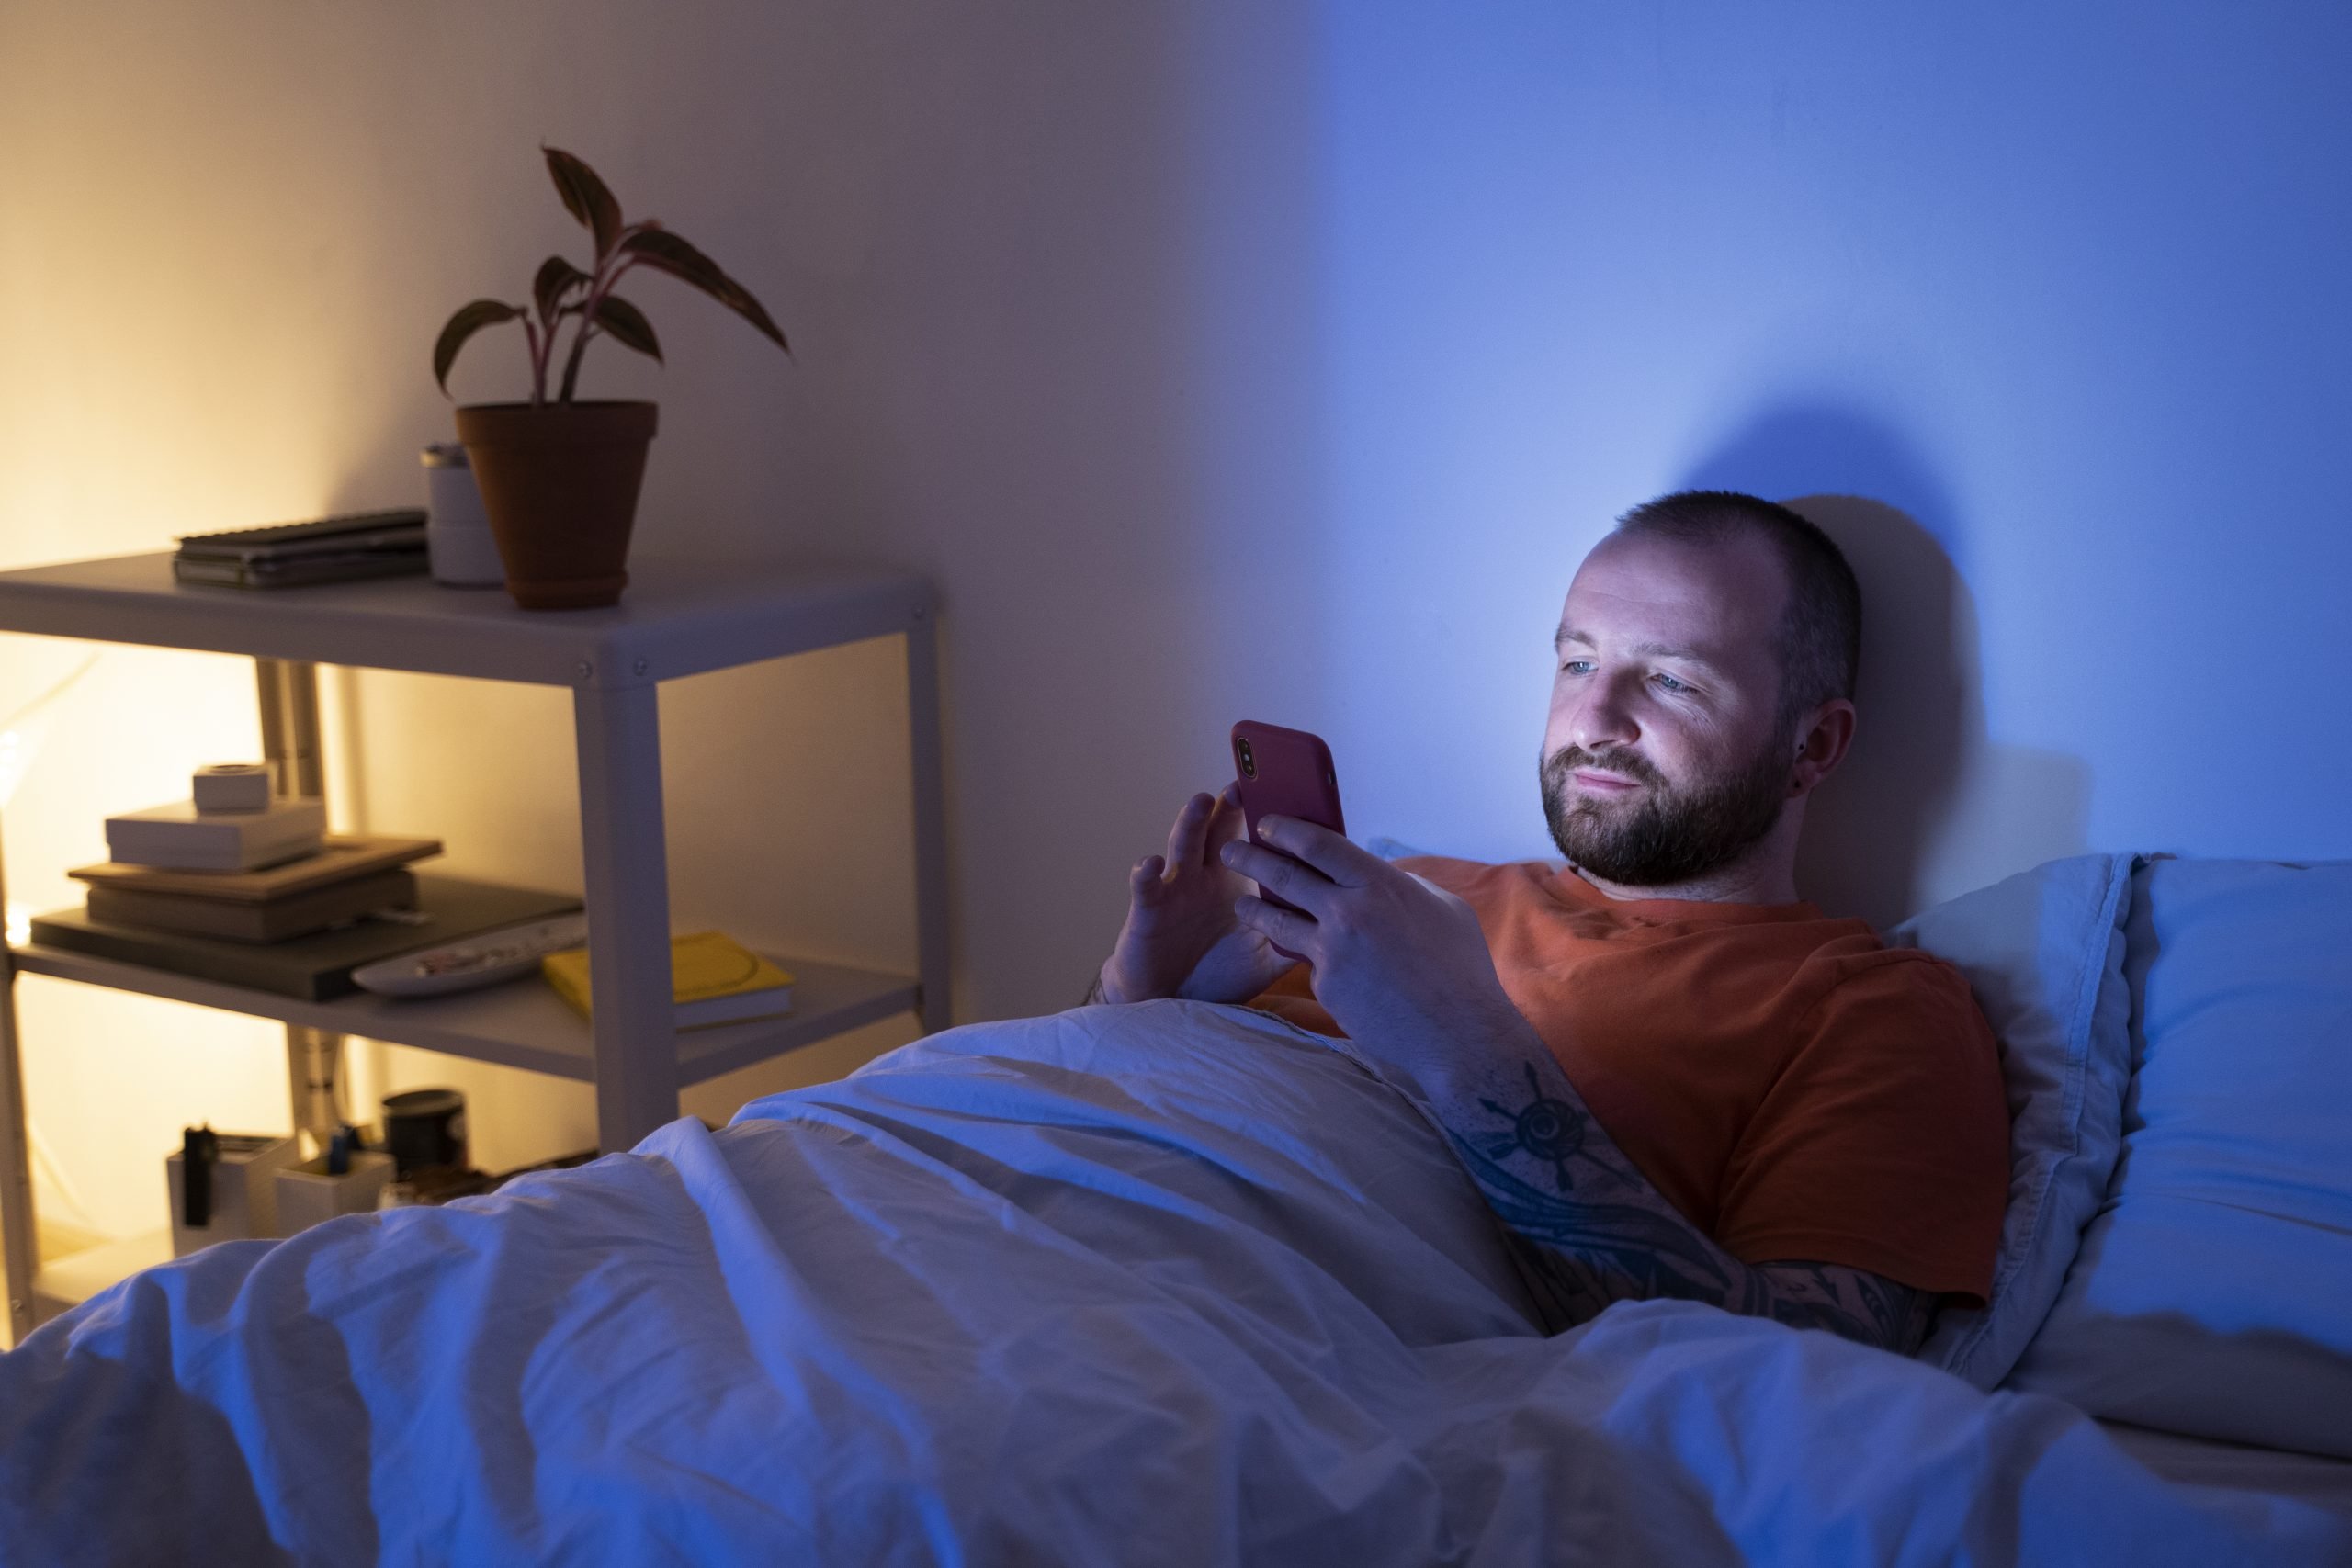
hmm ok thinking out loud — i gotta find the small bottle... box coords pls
[421,443,506,588]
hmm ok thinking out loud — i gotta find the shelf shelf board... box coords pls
[32,1229,174,1322]
[0,551,933,689]
[8,943,919,1089]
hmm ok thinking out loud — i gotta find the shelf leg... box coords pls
[907,614,952,1034]
[285,1026,345,1143]
[573,681,679,1153]
[255,657,324,800]
[0,817,37,1347]
[257,658,345,1155]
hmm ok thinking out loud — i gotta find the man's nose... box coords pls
[1570,673,1641,751]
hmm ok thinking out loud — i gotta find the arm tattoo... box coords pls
[1430,1055,1938,1354]
[1751,1261,1937,1354]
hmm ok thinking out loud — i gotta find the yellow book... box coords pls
[541,931,795,1030]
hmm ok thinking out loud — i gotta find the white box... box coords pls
[107,797,325,873]
[275,1150,395,1235]
[165,1134,298,1256]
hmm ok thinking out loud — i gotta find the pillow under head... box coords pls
[1887,853,2139,1390]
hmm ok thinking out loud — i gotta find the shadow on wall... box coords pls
[1683,406,2091,927]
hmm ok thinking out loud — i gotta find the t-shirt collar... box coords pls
[1544,862,1825,924]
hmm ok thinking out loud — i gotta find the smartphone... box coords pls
[1230,720,1346,917]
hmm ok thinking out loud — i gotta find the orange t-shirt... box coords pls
[1250,856,2008,1300]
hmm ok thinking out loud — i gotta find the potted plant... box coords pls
[434,147,788,609]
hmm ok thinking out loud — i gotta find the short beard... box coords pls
[1541,733,1792,889]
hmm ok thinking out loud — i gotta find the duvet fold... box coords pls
[1,1001,2335,1565]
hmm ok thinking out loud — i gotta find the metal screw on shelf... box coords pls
[575,660,594,682]
[632,658,648,677]
[911,604,928,620]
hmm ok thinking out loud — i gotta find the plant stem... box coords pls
[557,327,596,403]
[554,228,646,404]
[523,317,546,407]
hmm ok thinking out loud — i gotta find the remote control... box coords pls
[352,913,591,998]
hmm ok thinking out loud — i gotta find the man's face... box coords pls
[1542,530,1798,887]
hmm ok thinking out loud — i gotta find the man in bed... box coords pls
[1089,490,2008,1356]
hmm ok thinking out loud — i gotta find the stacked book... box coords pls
[53,769,430,948]
[173,508,429,589]
[35,877,583,1003]
[34,836,595,1002]
[71,833,440,944]
[27,767,589,1003]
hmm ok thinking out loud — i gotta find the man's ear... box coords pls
[1789,699,1857,797]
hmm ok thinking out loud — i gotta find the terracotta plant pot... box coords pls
[453,400,659,610]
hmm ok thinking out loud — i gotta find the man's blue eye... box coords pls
[1562,660,1594,675]
[1654,673,1689,694]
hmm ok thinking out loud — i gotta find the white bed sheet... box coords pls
[2099,1421,2352,1522]
[2,1001,2344,1565]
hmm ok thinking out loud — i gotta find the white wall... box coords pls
[4,2,2348,1244]
[1311,4,2352,925]
[0,0,1326,1239]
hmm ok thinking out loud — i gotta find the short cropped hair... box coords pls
[1612,490,1862,731]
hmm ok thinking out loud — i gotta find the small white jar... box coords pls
[421,443,506,588]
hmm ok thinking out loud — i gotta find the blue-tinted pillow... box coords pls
[2005,859,2352,1457]
[1887,853,2139,1389]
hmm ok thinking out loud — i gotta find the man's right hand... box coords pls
[1094,785,1295,1005]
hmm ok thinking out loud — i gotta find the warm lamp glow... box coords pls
[0,644,298,1243]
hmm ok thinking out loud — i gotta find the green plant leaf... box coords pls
[433,299,526,396]
[533,255,591,324]
[621,228,789,352]
[592,295,663,363]
[543,146,624,260]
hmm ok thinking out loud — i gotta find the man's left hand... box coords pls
[1221,818,1546,1075]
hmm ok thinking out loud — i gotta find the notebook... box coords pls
[70,835,444,901]
[540,931,796,1030]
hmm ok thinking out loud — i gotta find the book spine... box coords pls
[86,869,417,943]
[85,886,269,942]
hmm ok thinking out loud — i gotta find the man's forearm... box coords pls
[1372,1021,1931,1350]
[1210,818,1934,1351]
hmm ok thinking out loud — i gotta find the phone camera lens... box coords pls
[1237,738,1257,778]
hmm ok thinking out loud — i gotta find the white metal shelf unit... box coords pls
[0,551,951,1345]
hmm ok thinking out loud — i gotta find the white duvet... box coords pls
[2,1001,2341,1565]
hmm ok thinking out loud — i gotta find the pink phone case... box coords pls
[1231,720,1345,918]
